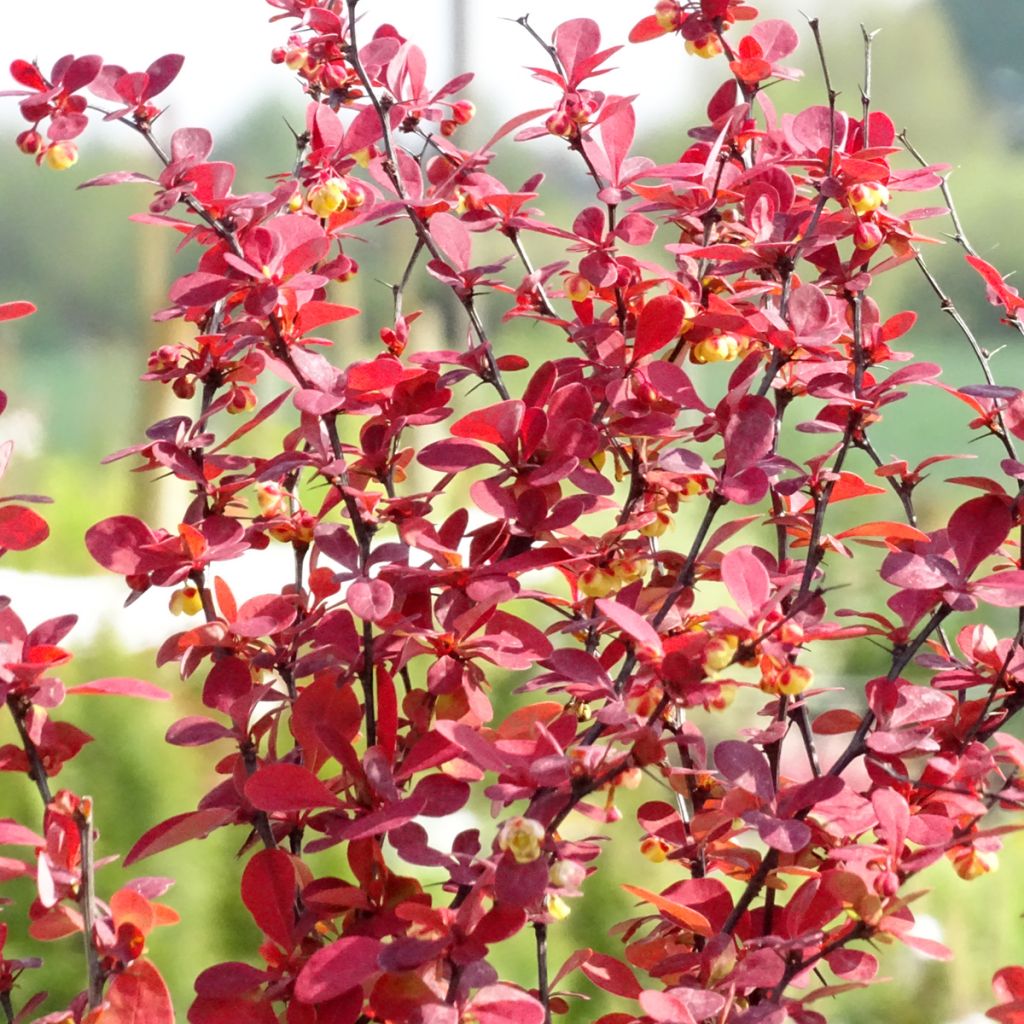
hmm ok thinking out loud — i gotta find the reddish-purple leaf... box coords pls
[244,763,340,812]
[231,595,297,638]
[715,740,774,802]
[0,505,48,551]
[103,959,174,1024]
[66,677,170,700]
[451,400,524,450]
[347,578,394,623]
[0,821,42,847]
[949,494,1012,576]
[750,19,799,62]
[580,952,643,999]
[595,598,662,654]
[0,301,36,322]
[465,984,546,1024]
[242,849,298,950]
[640,988,726,1024]
[633,295,685,360]
[124,807,235,865]
[720,546,770,619]
[974,571,1024,607]
[144,53,185,97]
[294,935,382,1003]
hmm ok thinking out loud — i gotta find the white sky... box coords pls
[1,0,924,136]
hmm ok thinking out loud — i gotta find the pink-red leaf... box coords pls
[0,505,48,551]
[295,935,382,1003]
[245,763,340,812]
[633,295,684,360]
[103,959,174,1024]
[66,677,170,700]
[124,807,235,865]
[242,849,298,950]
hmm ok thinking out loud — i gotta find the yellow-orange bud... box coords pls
[579,566,619,599]
[640,836,671,863]
[686,34,723,59]
[44,141,79,171]
[640,509,672,538]
[309,178,347,218]
[776,664,813,696]
[564,273,593,302]
[545,894,572,920]
[691,333,740,364]
[847,181,890,217]
[256,481,288,518]
[169,586,204,616]
[703,635,739,675]
[498,816,545,863]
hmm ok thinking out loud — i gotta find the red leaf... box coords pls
[103,959,174,1024]
[629,15,668,43]
[245,763,340,812]
[86,515,159,575]
[0,820,42,846]
[621,883,712,936]
[242,849,298,950]
[0,301,36,322]
[595,598,662,655]
[295,935,382,1003]
[377,666,398,762]
[835,521,931,544]
[580,952,643,999]
[125,807,235,865]
[719,546,770,618]
[347,579,394,623]
[465,984,546,1024]
[143,53,185,98]
[65,677,170,700]
[0,505,48,551]
[451,400,524,449]
[633,295,684,360]
[295,300,360,335]
[231,594,298,638]
[749,19,799,62]
[812,709,862,735]
[553,19,601,80]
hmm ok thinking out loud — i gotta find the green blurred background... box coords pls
[1,0,1023,1020]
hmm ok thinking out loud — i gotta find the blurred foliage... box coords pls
[0,0,1023,1018]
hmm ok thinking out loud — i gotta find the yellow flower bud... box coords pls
[579,566,620,599]
[545,894,571,920]
[703,635,739,675]
[686,35,723,59]
[308,178,347,218]
[776,664,813,696]
[169,586,203,616]
[847,181,890,217]
[640,836,671,863]
[44,141,79,171]
[691,333,741,364]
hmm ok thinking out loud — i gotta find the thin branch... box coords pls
[534,922,552,1024]
[74,801,104,1010]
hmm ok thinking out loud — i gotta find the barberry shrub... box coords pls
[3,1,1024,1022]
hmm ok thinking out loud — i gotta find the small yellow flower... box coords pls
[44,141,78,171]
[308,178,347,218]
[498,816,545,864]
[169,586,203,616]
[545,894,571,920]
